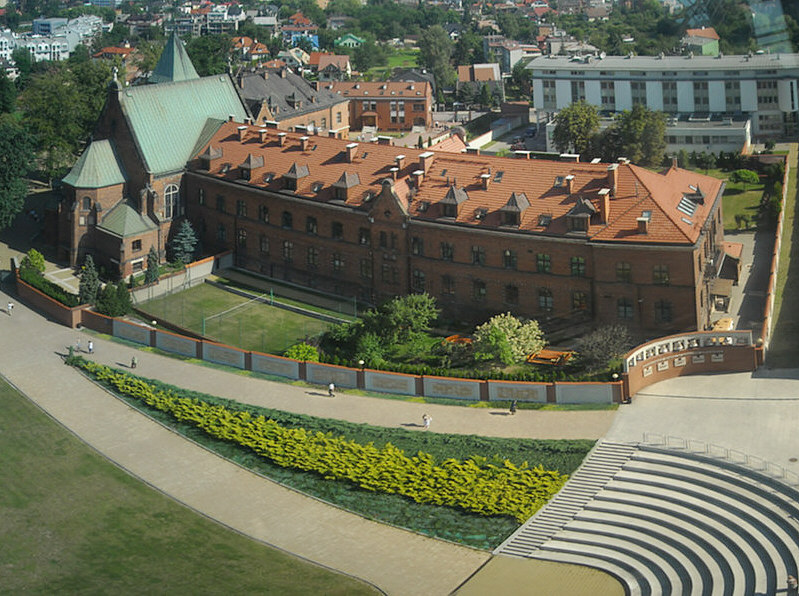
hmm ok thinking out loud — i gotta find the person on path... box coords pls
[131,356,137,369]
[328,382,335,397]
[422,413,431,430]
[510,400,518,415]
[6,301,13,316]
[87,340,94,354]
[788,575,798,596]
[76,338,81,353]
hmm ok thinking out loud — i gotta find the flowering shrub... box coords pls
[77,361,568,522]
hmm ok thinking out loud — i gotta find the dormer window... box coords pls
[439,184,468,218]
[198,145,222,170]
[332,171,360,202]
[284,162,309,191]
[239,154,264,182]
[503,212,520,226]
[499,192,529,227]
[442,204,457,217]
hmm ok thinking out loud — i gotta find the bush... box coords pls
[20,248,45,274]
[283,342,319,362]
[96,281,132,317]
[473,313,545,365]
[18,266,80,307]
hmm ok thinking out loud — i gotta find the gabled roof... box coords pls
[97,200,158,238]
[330,80,432,99]
[685,26,720,40]
[500,191,530,212]
[118,77,248,174]
[318,54,350,71]
[285,162,309,179]
[333,171,360,188]
[149,31,199,84]
[62,140,126,189]
[440,184,469,205]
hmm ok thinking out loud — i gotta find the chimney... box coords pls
[607,163,618,196]
[346,142,358,163]
[672,156,678,169]
[280,67,287,78]
[466,147,480,155]
[390,166,399,180]
[419,151,434,174]
[244,117,252,125]
[637,215,649,234]
[377,135,392,146]
[237,125,248,141]
[277,132,287,147]
[262,70,269,80]
[228,114,235,122]
[412,169,424,185]
[300,136,310,151]
[598,188,611,223]
[258,128,268,143]
[395,154,406,170]
[565,174,575,194]
[480,173,491,190]
[264,120,278,129]
[514,150,531,159]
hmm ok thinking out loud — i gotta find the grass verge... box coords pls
[0,375,377,595]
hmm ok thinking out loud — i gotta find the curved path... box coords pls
[0,287,613,595]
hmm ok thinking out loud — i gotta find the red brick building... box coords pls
[329,81,433,131]
[185,122,726,334]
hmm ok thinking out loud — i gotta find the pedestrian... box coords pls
[422,413,431,430]
[6,301,13,316]
[328,382,335,397]
[87,340,94,354]
[76,338,81,353]
[510,400,518,415]
[131,356,137,369]
[788,575,798,596]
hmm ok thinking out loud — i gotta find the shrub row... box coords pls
[77,360,568,522]
[19,267,80,307]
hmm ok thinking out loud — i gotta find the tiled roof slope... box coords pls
[149,31,199,84]
[193,123,723,245]
[97,200,158,238]
[62,139,126,188]
[330,80,431,99]
[237,68,347,121]
[119,75,249,175]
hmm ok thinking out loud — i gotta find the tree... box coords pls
[576,324,632,372]
[677,149,690,169]
[170,220,198,264]
[473,313,545,365]
[96,281,132,317]
[366,293,440,344]
[284,342,319,361]
[185,35,232,76]
[607,105,667,166]
[0,70,16,114]
[21,248,46,274]
[695,151,716,173]
[478,83,492,109]
[79,254,100,304]
[0,121,36,230]
[418,25,455,91]
[730,169,759,191]
[552,101,599,156]
[145,246,159,284]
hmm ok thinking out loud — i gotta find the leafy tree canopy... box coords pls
[552,101,599,156]
[284,342,320,362]
[185,34,232,76]
[418,25,455,90]
[598,105,667,167]
[21,248,46,274]
[576,324,632,372]
[0,120,36,230]
[473,313,545,366]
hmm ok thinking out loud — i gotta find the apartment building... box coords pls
[330,81,433,131]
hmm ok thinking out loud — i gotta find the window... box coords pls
[537,253,551,273]
[538,288,553,312]
[379,231,387,248]
[572,291,587,310]
[502,249,517,270]
[412,269,425,292]
[198,188,205,205]
[164,184,178,219]
[442,275,455,295]
[653,264,670,285]
[332,221,343,240]
[237,228,247,248]
[132,259,143,273]
[282,240,293,262]
[259,205,269,223]
[132,239,142,252]
[473,280,486,301]
[381,263,391,283]
[358,228,370,246]
[411,236,424,256]
[442,203,457,218]
[655,300,673,323]
[471,246,486,266]
[216,224,226,242]
[216,195,226,213]
[306,247,319,268]
[616,262,631,283]
[505,285,519,304]
[236,200,247,217]
[503,212,519,226]
[617,298,633,320]
[81,196,91,210]
[306,216,317,235]
[332,253,344,271]
[336,112,342,124]
[441,242,454,261]
[570,256,585,277]
[359,258,372,279]
[282,211,293,229]
[260,235,269,254]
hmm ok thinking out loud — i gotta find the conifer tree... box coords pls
[145,246,159,284]
[79,254,100,304]
[170,220,198,264]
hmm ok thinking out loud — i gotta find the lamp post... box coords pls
[358,359,365,369]
[357,359,365,390]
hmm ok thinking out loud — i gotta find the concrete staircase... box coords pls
[495,441,799,596]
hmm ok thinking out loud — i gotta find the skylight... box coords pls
[538,213,552,226]
[677,197,698,216]
[494,171,504,182]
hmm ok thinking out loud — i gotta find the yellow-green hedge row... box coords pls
[80,361,567,522]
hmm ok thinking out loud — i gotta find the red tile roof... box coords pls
[429,133,468,153]
[329,81,431,99]
[318,54,350,70]
[685,27,720,40]
[193,123,722,245]
[723,241,743,260]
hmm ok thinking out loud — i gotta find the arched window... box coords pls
[82,197,91,210]
[164,184,179,219]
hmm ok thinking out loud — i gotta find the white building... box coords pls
[528,53,799,139]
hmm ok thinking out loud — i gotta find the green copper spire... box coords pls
[149,31,199,84]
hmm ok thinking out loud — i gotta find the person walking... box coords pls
[328,382,335,397]
[131,356,137,369]
[76,338,81,353]
[788,575,798,596]
[87,340,94,354]
[510,400,518,415]
[6,301,13,316]
[422,413,432,430]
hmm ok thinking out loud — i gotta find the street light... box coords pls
[358,359,365,369]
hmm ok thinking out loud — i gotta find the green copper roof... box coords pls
[62,140,126,189]
[149,32,199,84]
[97,200,158,238]
[119,75,248,174]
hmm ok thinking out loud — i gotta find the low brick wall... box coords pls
[15,275,86,328]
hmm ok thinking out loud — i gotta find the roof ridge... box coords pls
[628,164,694,243]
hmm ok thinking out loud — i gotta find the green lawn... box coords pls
[366,49,419,79]
[0,377,376,595]
[698,168,765,231]
[139,283,331,355]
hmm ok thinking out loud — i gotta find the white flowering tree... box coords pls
[473,312,546,365]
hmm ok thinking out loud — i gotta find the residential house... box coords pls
[334,33,365,49]
[389,67,437,97]
[681,26,721,57]
[277,47,310,70]
[282,11,318,49]
[318,54,351,81]
[330,80,433,131]
[457,63,506,104]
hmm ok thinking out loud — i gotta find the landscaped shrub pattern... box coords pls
[19,267,80,307]
[77,361,568,522]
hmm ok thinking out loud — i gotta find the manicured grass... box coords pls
[0,376,377,595]
[139,283,331,354]
[367,49,419,78]
[697,168,765,231]
[81,363,595,549]
[766,144,799,367]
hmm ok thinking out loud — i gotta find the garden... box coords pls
[69,357,595,550]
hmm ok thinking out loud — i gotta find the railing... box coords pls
[624,330,754,372]
[641,432,799,487]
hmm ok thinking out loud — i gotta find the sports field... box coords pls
[139,283,332,354]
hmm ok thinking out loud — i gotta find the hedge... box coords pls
[77,360,568,522]
[18,267,80,307]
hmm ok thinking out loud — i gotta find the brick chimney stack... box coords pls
[237,125,248,142]
[565,174,575,194]
[419,151,434,174]
[598,188,611,223]
[395,154,406,170]
[607,163,618,196]
[480,173,491,190]
[346,142,358,163]
[277,132,287,147]
[258,129,268,143]
[300,136,310,151]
